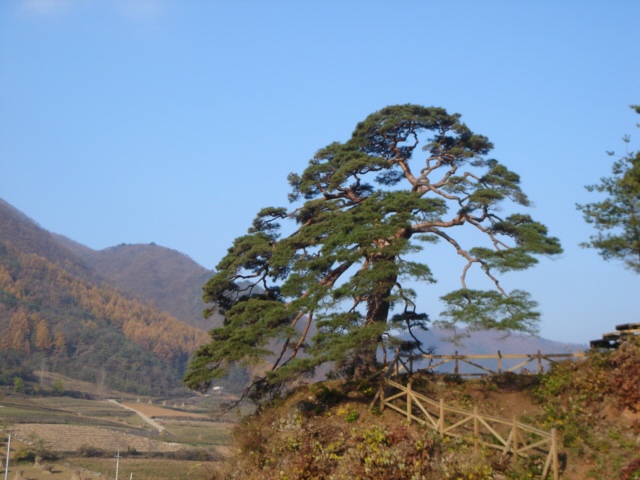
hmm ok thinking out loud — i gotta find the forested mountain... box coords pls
[0,198,209,396]
[57,238,219,331]
[0,199,94,279]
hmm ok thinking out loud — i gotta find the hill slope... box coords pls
[210,341,640,479]
[0,198,208,395]
[0,199,94,279]
[58,240,219,331]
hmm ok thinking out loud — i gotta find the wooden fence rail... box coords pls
[370,352,565,479]
[393,350,585,377]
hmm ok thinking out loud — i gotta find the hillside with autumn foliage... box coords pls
[56,237,220,332]
[0,199,209,395]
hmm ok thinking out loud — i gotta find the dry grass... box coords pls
[9,424,183,453]
[30,397,130,416]
[69,457,222,480]
[162,421,233,446]
[3,462,99,480]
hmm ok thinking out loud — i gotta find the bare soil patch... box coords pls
[120,403,210,419]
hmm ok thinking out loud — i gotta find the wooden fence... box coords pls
[392,350,585,377]
[370,351,569,479]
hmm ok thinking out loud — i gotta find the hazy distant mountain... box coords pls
[57,239,219,331]
[398,327,587,375]
[0,198,208,396]
[416,327,586,355]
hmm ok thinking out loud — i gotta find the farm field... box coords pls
[68,458,221,480]
[120,402,212,419]
[0,383,236,480]
[0,397,144,428]
[9,424,183,453]
[0,460,100,480]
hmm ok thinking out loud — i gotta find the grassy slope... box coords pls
[207,341,640,480]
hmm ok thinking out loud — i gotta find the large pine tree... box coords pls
[185,105,562,398]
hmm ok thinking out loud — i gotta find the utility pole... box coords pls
[4,433,11,480]
[115,450,120,480]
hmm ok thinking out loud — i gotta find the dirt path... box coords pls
[107,400,165,433]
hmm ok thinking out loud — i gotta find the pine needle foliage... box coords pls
[184,104,562,398]
[577,105,640,273]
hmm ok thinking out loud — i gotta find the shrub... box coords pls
[608,340,640,412]
[52,379,65,395]
[621,457,640,480]
[78,445,107,457]
[163,449,219,461]
[13,377,25,394]
[13,446,57,464]
[310,383,344,406]
[13,447,36,463]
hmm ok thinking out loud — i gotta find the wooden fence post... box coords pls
[454,351,459,376]
[552,428,559,480]
[537,350,543,373]
[406,381,412,423]
[473,406,479,453]
[380,372,561,480]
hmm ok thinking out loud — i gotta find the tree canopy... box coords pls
[184,104,562,397]
[577,105,640,273]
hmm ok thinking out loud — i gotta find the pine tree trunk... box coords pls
[354,257,396,378]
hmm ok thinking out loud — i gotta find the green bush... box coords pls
[13,447,36,463]
[12,377,24,393]
[13,446,57,464]
[309,383,344,406]
[52,378,65,395]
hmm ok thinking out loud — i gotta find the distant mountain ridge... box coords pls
[414,327,585,355]
[57,238,219,331]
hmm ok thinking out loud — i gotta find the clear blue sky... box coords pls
[1,0,638,345]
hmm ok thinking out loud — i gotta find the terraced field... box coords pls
[0,389,235,480]
[10,424,183,453]
[0,397,142,428]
